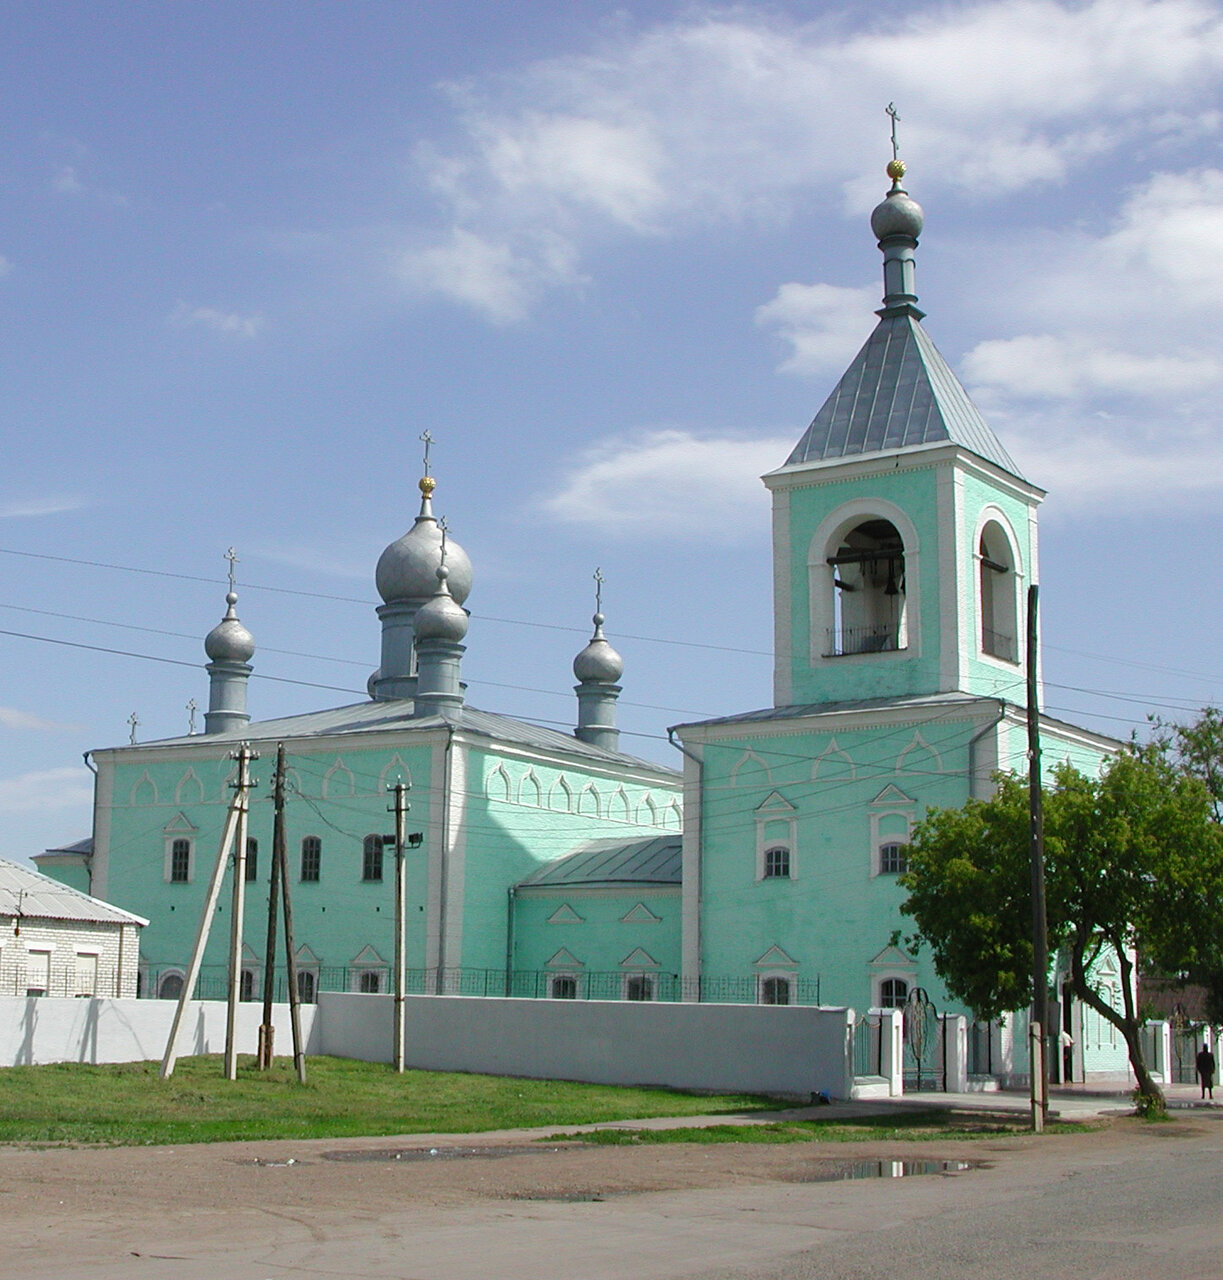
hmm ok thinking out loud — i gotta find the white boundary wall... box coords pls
[318,993,857,1097]
[0,996,319,1067]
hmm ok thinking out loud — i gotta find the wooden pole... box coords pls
[1027,584,1049,1131]
[257,743,286,1070]
[278,802,306,1084]
[160,782,244,1079]
[391,781,408,1073]
[224,745,255,1080]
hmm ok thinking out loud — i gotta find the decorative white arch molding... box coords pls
[974,505,1025,667]
[811,738,856,782]
[379,754,412,792]
[173,768,204,806]
[754,945,799,1005]
[578,784,602,818]
[808,497,922,665]
[130,771,158,806]
[322,758,356,799]
[729,748,773,787]
[635,794,658,825]
[549,776,574,812]
[895,731,944,776]
[487,764,512,802]
[609,788,631,822]
[660,800,681,831]
[518,770,543,807]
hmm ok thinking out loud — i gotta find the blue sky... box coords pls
[4,0,1223,862]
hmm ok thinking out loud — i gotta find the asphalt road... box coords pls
[5,1110,1222,1279]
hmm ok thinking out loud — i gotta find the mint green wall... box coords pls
[782,465,946,705]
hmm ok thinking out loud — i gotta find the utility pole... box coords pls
[1027,584,1049,1132]
[390,781,409,1072]
[258,743,286,1070]
[224,743,257,1079]
[161,743,251,1080]
[278,794,306,1084]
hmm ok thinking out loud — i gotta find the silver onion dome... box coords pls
[414,565,469,643]
[870,159,924,242]
[573,612,623,683]
[375,476,472,606]
[204,592,255,663]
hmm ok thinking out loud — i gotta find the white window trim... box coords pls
[870,800,915,879]
[757,972,795,1005]
[973,507,1025,672]
[874,972,914,1009]
[755,794,797,881]
[621,971,657,1001]
[164,835,194,884]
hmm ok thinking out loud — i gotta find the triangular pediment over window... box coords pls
[754,945,798,969]
[546,948,583,970]
[754,791,796,815]
[619,947,659,969]
[162,812,197,834]
[351,944,385,967]
[295,944,321,966]
[869,944,916,969]
[870,784,914,807]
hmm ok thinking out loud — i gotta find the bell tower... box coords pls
[763,149,1044,709]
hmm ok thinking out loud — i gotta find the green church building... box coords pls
[39,153,1123,1077]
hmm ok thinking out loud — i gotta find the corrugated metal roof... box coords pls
[782,313,1023,478]
[0,859,147,926]
[518,835,682,888]
[107,701,678,775]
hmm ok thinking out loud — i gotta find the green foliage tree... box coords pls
[900,748,1223,1101]
[1150,705,1223,821]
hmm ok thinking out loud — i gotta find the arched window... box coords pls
[551,974,578,1000]
[297,970,317,1003]
[625,974,654,1002]
[826,517,906,656]
[158,972,185,1001]
[244,837,258,882]
[760,976,791,1005]
[358,970,382,994]
[300,836,321,882]
[879,842,908,875]
[362,834,385,882]
[979,521,1018,662]
[239,969,256,1002]
[879,977,909,1008]
[763,845,791,879]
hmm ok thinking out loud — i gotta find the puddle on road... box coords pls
[320,1145,552,1164]
[791,1159,978,1182]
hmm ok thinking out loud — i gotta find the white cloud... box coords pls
[0,708,82,732]
[53,165,83,195]
[755,282,877,375]
[543,429,793,539]
[0,767,93,814]
[0,496,86,518]
[169,302,265,338]
[403,0,1223,318]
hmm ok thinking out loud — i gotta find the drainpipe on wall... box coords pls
[436,726,454,993]
[504,886,516,998]
[967,699,1008,799]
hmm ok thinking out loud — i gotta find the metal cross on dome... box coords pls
[128,711,140,745]
[420,429,434,476]
[593,566,604,614]
[886,102,901,162]
[224,546,239,593]
[187,698,198,735]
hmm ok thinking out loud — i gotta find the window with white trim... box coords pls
[624,974,654,1001]
[878,977,909,1008]
[760,975,791,1005]
[763,845,791,879]
[978,519,1019,663]
[362,833,384,882]
[879,841,908,875]
[169,838,192,884]
[551,974,578,1000]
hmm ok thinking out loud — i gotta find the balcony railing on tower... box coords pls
[824,624,904,657]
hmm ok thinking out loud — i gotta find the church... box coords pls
[37,150,1120,1066]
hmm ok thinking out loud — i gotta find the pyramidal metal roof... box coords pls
[782,310,1023,478]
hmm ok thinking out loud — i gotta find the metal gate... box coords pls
[853,1012,884,1078]
[1172,1028,1201,1084]
[903,989,946,1091]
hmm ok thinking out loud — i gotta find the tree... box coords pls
[900,748,1223,1102]
[1150,705,1223,822]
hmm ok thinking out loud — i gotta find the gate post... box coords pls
[942,1014,968,1092]
[879,1007,904,1096]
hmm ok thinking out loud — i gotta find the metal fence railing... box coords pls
[853,1014,883,1077]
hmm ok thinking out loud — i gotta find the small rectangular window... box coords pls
[362,834,385,882]
[170,838,191,883]
[301,836,321,882]
[244,837,258,882]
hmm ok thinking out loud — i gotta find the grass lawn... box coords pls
[0,1055,778,1147]
[552,1112,1102,1144]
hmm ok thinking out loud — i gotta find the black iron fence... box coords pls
[824,625,903,657]
[138,965,824,1007]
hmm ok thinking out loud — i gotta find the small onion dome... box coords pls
[870,159,924,242]
[573,613,623,683]
[414,566,469,643]
[204,592,255,663]
[375,477,473,605]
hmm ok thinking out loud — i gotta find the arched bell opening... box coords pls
[826,517,907,656]
[979,520,1019,663]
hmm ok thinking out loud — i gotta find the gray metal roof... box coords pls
[782,313,1023,478]
[518,835,682,888]
[0,859,147,926]
[42,837,93,856]
[107,700,677,776]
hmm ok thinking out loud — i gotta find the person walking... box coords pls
[1195,1043,1216,1101]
